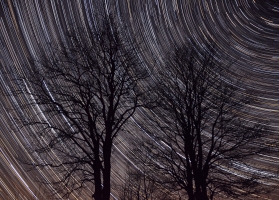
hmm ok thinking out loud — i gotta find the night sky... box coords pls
[1,0,279,199]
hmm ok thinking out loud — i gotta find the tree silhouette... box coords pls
[19,15,149,200]
[135,44,273,200]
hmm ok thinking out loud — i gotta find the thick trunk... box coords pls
[102,138,112,200]
[201,189,209,200]
[187,192,195,200]
[93,157,103,200]
[194,183,209,200]
[201,178,209,200]
[103,165,111,200]
[186,165,195,200]
[201,166,209,200]
[187,185,195,200]
[194,183,201,200]
[194,171,209,200]
[195,191,208,200]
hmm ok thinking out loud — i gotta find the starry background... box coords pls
[1,0,279,199]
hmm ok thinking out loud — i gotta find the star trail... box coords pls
[1,0,279,199]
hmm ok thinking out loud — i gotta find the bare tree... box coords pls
[19,15,149,200]
[135,44,273,200]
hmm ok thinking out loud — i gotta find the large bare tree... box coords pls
[134,44,273,200]
[19,15,149,200]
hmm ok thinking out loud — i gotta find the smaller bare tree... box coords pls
[134,44,273,200]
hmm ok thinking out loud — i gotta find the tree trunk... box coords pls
[194,183,209,200]
[186,165,195,200]
[201,179,209,200]
[103,138,112,200]
[93,157,103,200]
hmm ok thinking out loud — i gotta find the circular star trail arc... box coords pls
[0,0,279,199]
